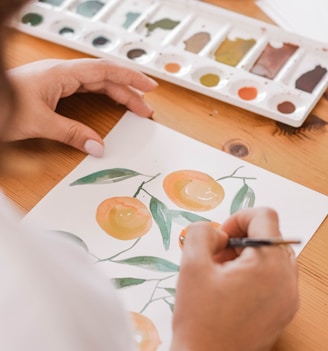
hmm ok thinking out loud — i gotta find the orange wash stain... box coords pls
[238,86,258,100]
[164,62,181,73]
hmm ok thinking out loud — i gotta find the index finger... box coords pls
[66,59,158,92]
[220,207,282,240]
[220,208,298,269]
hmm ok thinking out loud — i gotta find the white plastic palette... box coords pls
[13,0,328,126]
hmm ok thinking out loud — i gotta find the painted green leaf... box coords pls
[230,183,255,214]
[70,168,141,186]
[170,210,211,224]
[150,197,172,250]
[112,277,147,289]
[48,230,89,252]
[162,287,176,296]
[114,256,179,272]
[164,299,175,312]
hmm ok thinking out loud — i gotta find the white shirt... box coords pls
[0,191,137,351]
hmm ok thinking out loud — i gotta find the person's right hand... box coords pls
[170,207,299,351]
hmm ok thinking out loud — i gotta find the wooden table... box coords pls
[2,1,328,350]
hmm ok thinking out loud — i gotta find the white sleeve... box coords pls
[0,200,137,351]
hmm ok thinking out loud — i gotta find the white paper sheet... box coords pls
[23,111,328,351]
[257,0,328,43]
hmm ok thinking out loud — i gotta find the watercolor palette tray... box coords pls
[13,0,328,127]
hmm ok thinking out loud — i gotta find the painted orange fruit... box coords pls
[96,197,152,240]
[130,312,161,351]
[179,221,221,248]
[163,170,225,211]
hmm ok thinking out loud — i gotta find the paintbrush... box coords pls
[179,235,301,248]
[225,237,301,248]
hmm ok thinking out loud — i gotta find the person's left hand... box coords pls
[5,58,158,157]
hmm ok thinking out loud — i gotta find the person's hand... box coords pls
[171,207,299,351]
[5,58,158,157]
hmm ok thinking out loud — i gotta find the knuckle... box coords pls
[63,124,82,145]
[258,207,279,221]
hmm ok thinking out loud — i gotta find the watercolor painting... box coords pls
[23,112,328,351]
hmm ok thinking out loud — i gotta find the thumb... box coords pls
[181,222,228,268]
[36,108,105,157]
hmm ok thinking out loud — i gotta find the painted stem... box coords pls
[140,187,159,201]
[139,273,177,314]
[216,165,256,182]
[140,295,172,314]
[133,172,161,198]
[96,237,142,262]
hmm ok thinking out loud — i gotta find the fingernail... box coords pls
[84,140,104,157]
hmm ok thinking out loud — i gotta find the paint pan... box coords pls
[39,0,66,6]
[73,0,106,18]
[135,3,191,45]
[84,29,119,51]
[14,0,328,127]
[250,41,299,79]
[191,65,228,89]
[229,79,267,102]
[210,25,263,67]
[50,17,82,39]
[156,53,192,76]
[174,14,230,54]
[102,0,155,31]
